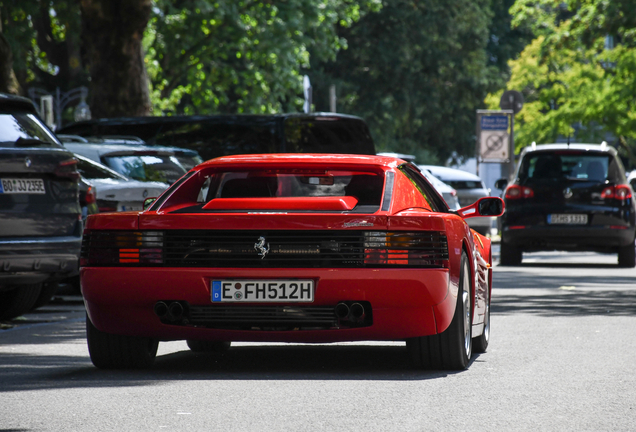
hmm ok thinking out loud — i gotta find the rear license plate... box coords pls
[548,214,588,225]
[212,280,314,302]
[0,178,45,194]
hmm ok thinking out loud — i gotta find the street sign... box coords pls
[477,112,511,163]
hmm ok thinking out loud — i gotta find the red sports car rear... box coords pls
[80,154,503,370]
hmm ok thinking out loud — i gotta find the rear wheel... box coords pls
[0,283,42,320]
[407,253,472,370]
[86,314,158,369]
[618,238,636,268]
[500,241,522,266]
[186,340,231,353]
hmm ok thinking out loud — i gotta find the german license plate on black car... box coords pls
[0,178,45,194]
[212,280,314,302]
[548,214,588,225]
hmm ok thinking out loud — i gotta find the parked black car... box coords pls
[57,112,376,161]
[496,143,636,267]
[0,93,82,319]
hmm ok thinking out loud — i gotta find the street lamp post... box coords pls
[27,86,91,130]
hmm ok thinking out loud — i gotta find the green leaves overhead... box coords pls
[146,0,380,114]
[493,0,636,167]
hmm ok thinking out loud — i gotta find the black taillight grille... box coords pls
[81,230,448,268]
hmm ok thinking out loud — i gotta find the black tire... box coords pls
[31,282,59,310]
[499,241,522,266]
[86,313,158,369]
[618,237,636,268]
[0,283,43,320]
[407,253,472,370]
[186,340,231,353]
[472,283,490,354]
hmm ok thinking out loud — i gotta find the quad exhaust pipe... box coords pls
[334,302,367,324]
[154,301,185,322]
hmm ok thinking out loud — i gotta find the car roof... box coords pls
[63,142,176,157]
[58,134,200,156]
[196,153,404,169]
[522,143,618,156]
[418,165,482,181]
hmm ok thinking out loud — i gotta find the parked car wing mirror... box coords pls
[494,178,508,190]
[457,197,504,219]
[143,197,157,210]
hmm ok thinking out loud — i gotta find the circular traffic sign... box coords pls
[500,90,524,114]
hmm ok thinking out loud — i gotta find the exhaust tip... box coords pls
[154,301,168,318]
[335,303,350,319]
[350,303,365,321]
[168,302,184,320]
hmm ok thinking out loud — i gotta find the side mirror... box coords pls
[457,197,504,219]
[143,197,157,210]
[494,178,508,190]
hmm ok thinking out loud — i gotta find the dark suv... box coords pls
[0,94,82,319]
[497,143,636,267]
[57,112,376,162]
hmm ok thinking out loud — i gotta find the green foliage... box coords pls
[309,0,508,164]
[490,0,636,169]
[145,0,380,115]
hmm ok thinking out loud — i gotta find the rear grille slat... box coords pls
[188,305,337,327]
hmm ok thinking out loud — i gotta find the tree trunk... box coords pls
[80,0,151,117]
[0,11,21,95]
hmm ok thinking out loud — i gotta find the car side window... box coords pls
[399,165,447,212]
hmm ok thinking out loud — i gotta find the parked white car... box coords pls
[75,154,168,212]
[420,165,493,235]
[420,168,461,210]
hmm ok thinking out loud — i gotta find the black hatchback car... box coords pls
[497,143,636,267]
[0,94,82,319]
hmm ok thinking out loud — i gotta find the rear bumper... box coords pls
[0,236,81,285]
[81,267,454,343]
[502,225,635,251]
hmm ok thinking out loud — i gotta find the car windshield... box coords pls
[0,111,60,147]
[445,180,483,190]
[102,154,186,183]
[519,152,620,183]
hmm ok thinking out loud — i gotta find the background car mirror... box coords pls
[494,178,508,190]
[143,197,157,210]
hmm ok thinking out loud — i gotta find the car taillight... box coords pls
[505,185,534,199]
[363,232,449,267]
[80,231,164,266]
[55,158,81,180]
[85,186,96,204]
[601,185,632,201]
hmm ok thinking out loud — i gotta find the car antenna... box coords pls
[567,134,570,147]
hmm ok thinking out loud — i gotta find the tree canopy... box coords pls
[488,0,636,168]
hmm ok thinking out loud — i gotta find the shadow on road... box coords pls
[0,343,487,392]
[493,290,636,316]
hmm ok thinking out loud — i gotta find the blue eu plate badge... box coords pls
[212,281,222,302]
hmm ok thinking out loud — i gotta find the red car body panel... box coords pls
[81,154,500,345]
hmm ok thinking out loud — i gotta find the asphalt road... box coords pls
[1,248,635,431]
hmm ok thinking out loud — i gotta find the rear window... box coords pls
[159,168,386,213]
[0,111,60,148]
[445,180,484,190]
[77,158,127,180]
[102,154,186,184]
[519,152,622,183]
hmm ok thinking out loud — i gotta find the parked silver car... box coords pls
[420,168,461,210]
[74,154,168,212]
[420,165,492,235]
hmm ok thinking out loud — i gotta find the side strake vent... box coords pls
[81,230,448,268]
